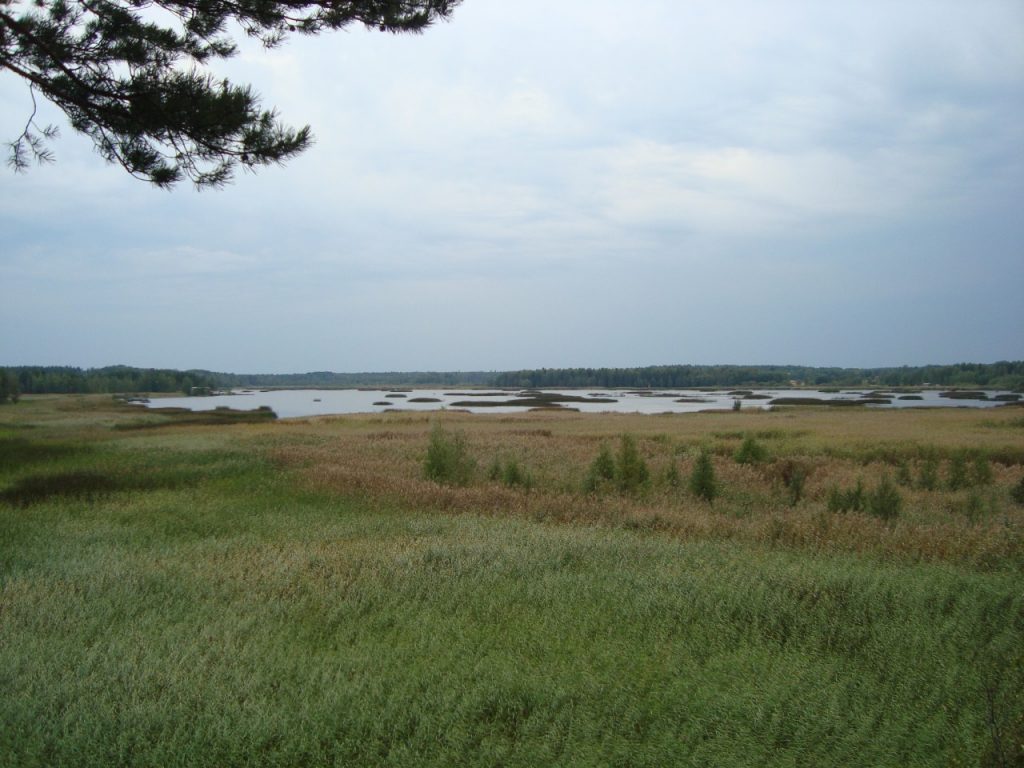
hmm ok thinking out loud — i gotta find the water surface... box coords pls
[141,388,1018,419]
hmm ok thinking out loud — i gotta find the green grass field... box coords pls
[1,396,1022,766]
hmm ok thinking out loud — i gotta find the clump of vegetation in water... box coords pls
[769,397,869,407]
[939,390,989,400]
[423,423,475,486]
[115,404,277,430]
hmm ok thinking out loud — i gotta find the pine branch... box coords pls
[2,0,461,187]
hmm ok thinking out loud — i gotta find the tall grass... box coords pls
[423,423,475,486]
[278,407,1024,566]
[1,396,1022,766]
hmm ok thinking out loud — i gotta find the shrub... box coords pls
[962,489,988,523]
[947,451,970,491]
[823,481,897,524]
[488,456,533,488]
[867,475,901,522]
[486,456,502,482]
[972,454,993,486]
[1011,476,1024,506]
[583,443,616,493]
[779,460,806,506]
[734,435,767,465]
[917,453,940,491]
[583,435,650,495]
[895,460,912,487]
[615,434,649,494]
[423,424,475,486]
[662,460,681,488]
[826,486,844,513]
[689,449,717,503]
[827,480,865,513]
[501,458,533,489]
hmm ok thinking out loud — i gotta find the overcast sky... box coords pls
[2,0,1022,373]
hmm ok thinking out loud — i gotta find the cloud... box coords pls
[574,140,962,238]
[1,0,1022,370]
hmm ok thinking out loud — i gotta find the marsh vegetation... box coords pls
[1,395,1022,766]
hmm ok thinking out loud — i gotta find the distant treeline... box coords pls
[209,371,495,388]
[4,366,216,396]
[491,362,1024,390]
[2,362,1022,398]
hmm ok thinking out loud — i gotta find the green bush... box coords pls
[1011,476,1024,506]
[423,424,475,486]
[947,451,970,491]
[615,434,649,494]
[961,489,990,523]
[867,475,901,522]
[826,486,844,513]
[689,449,717,503]
[917,452,940,491]
[827,480,865,513]
[662,460,681,488]
[734,435,768,465]
[501,458,533,489]
[488,455,533,488]
[972,454,993,486]
[779,460,806,506]
[486,456,502,482]
[583,443,616,493]
[895,460,912,487]
[583,436,650,495]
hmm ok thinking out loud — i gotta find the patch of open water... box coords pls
[140,388,1020,419]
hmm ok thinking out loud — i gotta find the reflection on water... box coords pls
[141,387,1018,419]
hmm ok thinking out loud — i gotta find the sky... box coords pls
[2,0,1023,374]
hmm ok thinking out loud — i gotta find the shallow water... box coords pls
[141,387,1018,419]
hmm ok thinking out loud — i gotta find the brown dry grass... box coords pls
[245,406,1024,568]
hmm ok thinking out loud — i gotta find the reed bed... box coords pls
[1,396,1022,766]
[264,408,1024,568]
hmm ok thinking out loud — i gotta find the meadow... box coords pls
[1,395,1022,766]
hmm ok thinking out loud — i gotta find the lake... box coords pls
[139,387,1021,419]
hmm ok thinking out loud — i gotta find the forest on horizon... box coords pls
[2,361,1023,398]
